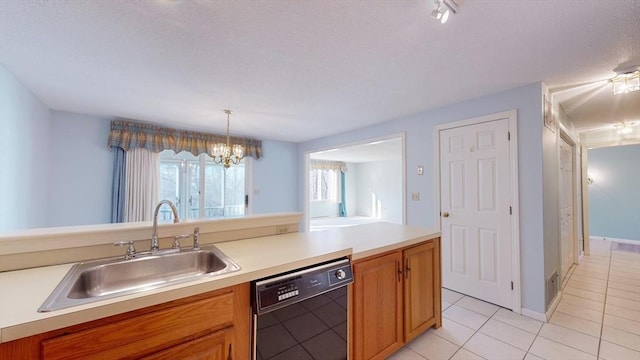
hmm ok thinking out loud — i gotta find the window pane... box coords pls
[320,169,330,200]
[224,165,245,217]
[160,152,245,220]
[204,164,224,218]
[310,169,318,200]
[159,161,180,222]
[309,169,339,202]
[188,161,199,219]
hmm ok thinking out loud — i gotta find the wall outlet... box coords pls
[411,193,420,201]
[276,226,288,234]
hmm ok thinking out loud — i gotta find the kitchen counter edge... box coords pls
[0,222,440,343]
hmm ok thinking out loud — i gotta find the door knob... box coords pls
[442,212,450,218]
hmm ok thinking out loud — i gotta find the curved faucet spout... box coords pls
[151,200,180,252]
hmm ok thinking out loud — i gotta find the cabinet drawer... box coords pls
[141,327,233,360]
[42,292,234,360]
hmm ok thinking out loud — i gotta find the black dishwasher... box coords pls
[251,257,354,360]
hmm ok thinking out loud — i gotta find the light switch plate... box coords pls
[417,166,424,175]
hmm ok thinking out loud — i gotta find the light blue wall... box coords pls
[588,144,640,241]
[298,83,547,313]
[251,140,298,214]
[44,122,299,225]
[1,65,298,229]
[0,64,51,232]
[47,111,113,227]
[355,160,402,222]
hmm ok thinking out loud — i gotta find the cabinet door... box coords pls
[41,293,234,360]
[352,251,403,360]
[404,240,441,342]
[142,327,234,360]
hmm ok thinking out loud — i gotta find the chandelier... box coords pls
[210,109,244,168]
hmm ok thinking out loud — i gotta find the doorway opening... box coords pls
[304,134,406,232]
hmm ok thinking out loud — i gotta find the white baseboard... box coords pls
[545,290,563,322]
[590,236,639,245]
[521,307,549,323]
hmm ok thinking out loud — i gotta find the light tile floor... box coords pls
[388,239,640,360]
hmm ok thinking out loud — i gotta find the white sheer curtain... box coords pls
[124,148,159,222]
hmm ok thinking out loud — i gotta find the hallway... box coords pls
[389,238,640,359]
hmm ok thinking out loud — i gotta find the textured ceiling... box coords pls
[1,1,639,142]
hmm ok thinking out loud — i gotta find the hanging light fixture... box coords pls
[210,109,244,168]
[611,65,640,95]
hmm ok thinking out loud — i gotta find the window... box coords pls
[309,169,339,202]
[159,151,246,221]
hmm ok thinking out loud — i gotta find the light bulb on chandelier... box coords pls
[210,109,244,168]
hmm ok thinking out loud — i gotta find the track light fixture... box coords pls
[431,0,458,24]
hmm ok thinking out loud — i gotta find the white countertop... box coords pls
[0,222,439,343]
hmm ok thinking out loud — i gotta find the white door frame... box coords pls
[302,133,407,232]
[558,130,579,273]
[580,145,591,256]
[434,110,521,313]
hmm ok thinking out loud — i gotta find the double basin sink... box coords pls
[39,245,241,312]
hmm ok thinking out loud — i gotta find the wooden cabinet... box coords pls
[403,240,441,341]
[351,238,441,360]
[0,283,250,360]
[352,252,404,360]
[141,328,233,360]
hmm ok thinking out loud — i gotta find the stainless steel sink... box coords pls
[39,245,240,312]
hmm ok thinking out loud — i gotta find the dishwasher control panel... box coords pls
[253,258,353,314]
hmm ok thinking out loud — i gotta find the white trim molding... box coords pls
[590,236,640,245]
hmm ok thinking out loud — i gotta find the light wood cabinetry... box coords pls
[352,252,404,360]
[351,238,441,360]
[403,240,441,341]
[141,328,233,360]
[0,283,250,360]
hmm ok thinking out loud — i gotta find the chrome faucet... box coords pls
[151,200,180,252]
[193,226,200,250]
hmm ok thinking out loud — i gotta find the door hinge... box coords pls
[509,206,512,215]
[511,281,514,290]
[508,131,511,141]
[245,194,249,207]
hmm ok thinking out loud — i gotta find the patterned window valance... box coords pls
[107,120,263,159]
[310,160,348,172]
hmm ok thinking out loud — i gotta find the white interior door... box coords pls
[440,118,514,309]
[559,137,574,280]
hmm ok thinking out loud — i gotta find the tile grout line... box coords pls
[595,241,613,359]
[444,306,532,359]
[440,294,489,360]
[534,252,604,358]
[443,290,552,360]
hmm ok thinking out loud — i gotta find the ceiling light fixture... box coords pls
[431,0,458,24]
[210,110,244,168]
[610,65,640,95]
[615,122,637,135]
